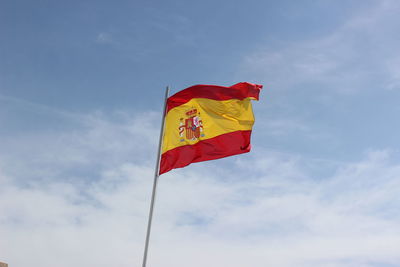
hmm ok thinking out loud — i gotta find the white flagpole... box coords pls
[142,86,170,267]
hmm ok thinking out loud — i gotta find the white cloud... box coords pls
[1,101,400,266]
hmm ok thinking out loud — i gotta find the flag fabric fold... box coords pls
[159,82,262,174]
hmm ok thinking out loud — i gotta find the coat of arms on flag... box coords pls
[179,107,204,142]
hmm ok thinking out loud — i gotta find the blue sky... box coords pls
[1,0,400,266]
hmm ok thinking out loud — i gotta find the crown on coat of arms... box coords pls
[185,108,198,117]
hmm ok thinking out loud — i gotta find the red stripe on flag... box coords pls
[159,130,252,174]
[166,83,262,112]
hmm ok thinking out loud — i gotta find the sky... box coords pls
[1,0,400,266]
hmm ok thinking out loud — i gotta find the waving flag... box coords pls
[159,82,262,174]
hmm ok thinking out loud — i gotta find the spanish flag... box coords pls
[160,82,262,174]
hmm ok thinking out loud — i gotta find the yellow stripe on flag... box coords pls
[162,97,255,153]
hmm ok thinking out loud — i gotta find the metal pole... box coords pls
[142,86,170,267]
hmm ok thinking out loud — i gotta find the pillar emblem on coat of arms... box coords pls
[179,107,205,142]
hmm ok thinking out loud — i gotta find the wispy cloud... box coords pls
[96,32,115,44]
[239,1,400,94]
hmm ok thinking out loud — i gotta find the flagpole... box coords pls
[142,86,170,267]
